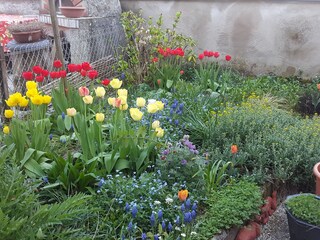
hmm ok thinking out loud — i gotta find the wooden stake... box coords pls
[48,0,68,95]
[0,45,9,105]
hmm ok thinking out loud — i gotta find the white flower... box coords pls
[148,99,156,104]
[191,232,197,235]
[175,227,181,231]
[181,233,186,237]
[154,200,161,205]
[165,197,173,204]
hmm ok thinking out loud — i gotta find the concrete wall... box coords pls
[0,0,40,15]
[120,0,320,77]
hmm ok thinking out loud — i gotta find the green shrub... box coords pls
[286,194,320,227]
[196,180,262,239]
[207,98,320,189]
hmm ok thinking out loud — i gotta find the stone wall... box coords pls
[120,0,320,77]
[0,0,40,15]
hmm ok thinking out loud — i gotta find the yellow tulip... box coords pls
[129,108,143,121]
[152,120,160,129]
[136,97,146,108]
[31,95,43,105]
[119,104,128,111]
[117,88,128,97]
[108,97,115,106]
[3,125,10,134]
[4,109,14,119]
[96,113,105,122]
[18,97,29,107]
[26,89,39,98]
[66,108,77,117]
[95,87,106,98]
[26,81,37,90]
[155,127,164,138]
[118,95,127,105]
[83,95,93,104]
[42,95,52,104]
[6,92,22,107]
[110,78,122,89]
[155,101,164,111]
[147,103,159,114]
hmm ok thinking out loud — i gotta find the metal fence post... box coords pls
[0,45,9,118]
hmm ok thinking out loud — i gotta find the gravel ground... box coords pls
[257,203,290,240]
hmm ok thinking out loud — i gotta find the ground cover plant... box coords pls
[1,10,320,240]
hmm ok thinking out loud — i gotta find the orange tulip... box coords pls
[231,145,238,154]
[178,189,189,202]
[317,84,320,91]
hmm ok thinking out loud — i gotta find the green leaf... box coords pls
[114,158,130,171]
[20,148,36,166]
[64,116,72,131]
[166,79,173,89]
[57,115,65,132]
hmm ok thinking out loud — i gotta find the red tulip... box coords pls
[67,64,77,72]
[78,86,90,96]
[225,55,232,61]
[152,57,159,63]
[87,70,98,80]
[213,52,220,58]
[50,71,60,79]
[41,69,49,77]
[32,65,42,74]
[22,71,34,81]
[101,79,110,86]
[53,59,63,68]
[180,70,184,75]
[75,64,82,72]
[231,144,238,154]
[198,53,204,60]
[80,69,87,77]
[203,50,209,57]
[81,62,92,71]
[35,75,44,82]
[208,51,214,57]
[59,70,67,78]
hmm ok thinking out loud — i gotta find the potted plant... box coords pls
[59,0,86,18]
[285,194,320,240]
[7,21,45,44]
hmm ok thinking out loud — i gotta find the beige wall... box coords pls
[120,0,320,77]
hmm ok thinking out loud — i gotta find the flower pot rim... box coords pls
[285,204,320,230]
[11,29,42,34]
[59,6,86,10]
[314,162,320,178]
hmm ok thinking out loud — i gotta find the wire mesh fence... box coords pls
[0,20,125,118]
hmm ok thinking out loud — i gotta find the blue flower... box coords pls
[191,210,197,220]
[61,112,65,120]
[181,159,187,165]
[131,205,138,218]
[150,213,155,227]
[154,234,159,240]
[175,216,180,225]
[98,178,105,188]
[120,72,126,79]
[141,233,147,240]
[125,203,130,213]
[168,222,173,232]
[179,103,184,111]
[185,199,191,210]
[174,119,179,125]
[42,176,48,184]
[184,212,192,224]
[192,202,197,211]
[127,221,133,232]
[181,203,185,212]
[158,210,163,221]
[49,134,53,140]
[162,221,166,231]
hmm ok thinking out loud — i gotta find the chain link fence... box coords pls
[0,19,125,119]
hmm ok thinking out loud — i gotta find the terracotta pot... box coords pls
[314,162,320,195]
[11,30,42,43]
[59,6,86,18]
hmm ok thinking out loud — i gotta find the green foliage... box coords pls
[207,98,320,189]
[286,194,320,227]
[202,160,234,194]
[0,145,92,239]
[196,180,263,239]
[119,10,195,85]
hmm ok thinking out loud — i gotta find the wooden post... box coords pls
[48,0,68,95]
[0,45,9,108]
